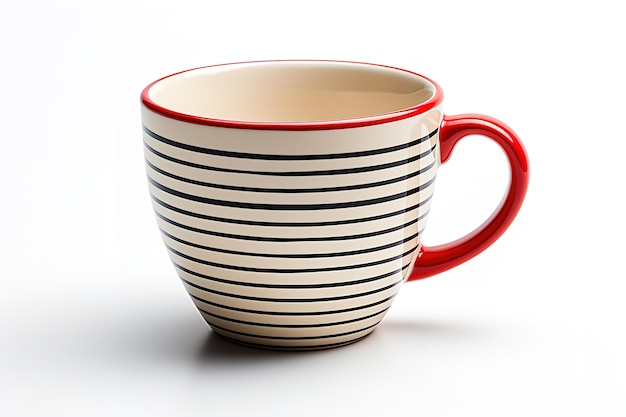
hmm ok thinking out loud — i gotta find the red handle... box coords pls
[407,114,529,281]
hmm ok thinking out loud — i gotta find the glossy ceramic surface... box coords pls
[141,61,529,349]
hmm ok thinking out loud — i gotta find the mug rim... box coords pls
[140,60,444,131]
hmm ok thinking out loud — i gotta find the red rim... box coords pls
[140,60,444,131]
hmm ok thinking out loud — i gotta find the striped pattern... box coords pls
[143,118,439,349]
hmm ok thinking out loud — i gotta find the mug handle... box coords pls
[408,114,530,281]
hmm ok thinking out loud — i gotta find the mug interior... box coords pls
[144,61,440,126]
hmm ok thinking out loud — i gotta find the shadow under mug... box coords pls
[140,61,529,350]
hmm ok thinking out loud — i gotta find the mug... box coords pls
[140,60,529,350]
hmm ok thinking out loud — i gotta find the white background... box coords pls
[1,0,625,415]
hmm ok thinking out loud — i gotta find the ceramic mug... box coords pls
[141,61,529,350]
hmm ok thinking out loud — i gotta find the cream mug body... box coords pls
[141,61,529,350]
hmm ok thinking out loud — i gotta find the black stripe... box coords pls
[175,262,410,289]
[180,277,404,304]
[143,140,437,177]
[188,291,397,315]
[150,192,433,228]
[181,275,403,303]
[197,305,389,329]
[212,332,368,350]
[160,226,423,258]
[143,124,438,161]
[147,175,436,211]
[156,209,428,243]
[145,156,437,194]
[202,307,389,329]
[180,278,404,306]
[206,319,381,340]
[166,241,419,274]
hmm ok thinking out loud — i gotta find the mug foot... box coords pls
[208,325,374,351]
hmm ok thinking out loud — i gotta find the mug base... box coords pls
[209,325,375,351]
